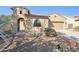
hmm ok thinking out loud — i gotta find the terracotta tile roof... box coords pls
[74,16,79,17]
[25,14,49,18]
[65,16,77,20]
[74,16,79,21]
[66,16,79,21]
[11,14,49,19]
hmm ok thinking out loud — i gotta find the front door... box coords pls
[18,18,25,31]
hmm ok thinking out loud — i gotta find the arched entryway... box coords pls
[17,18,25,31]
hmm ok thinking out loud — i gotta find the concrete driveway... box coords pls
[56,30,79,39]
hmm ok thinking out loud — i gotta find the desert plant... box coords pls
[0,15,12,21]
[57,44,64,52]
[73,26,79,32]
[44,27,57,37]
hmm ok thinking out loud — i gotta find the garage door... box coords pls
[53,23,64,29]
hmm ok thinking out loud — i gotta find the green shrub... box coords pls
[73,26,79,32]
[44,27,57,37]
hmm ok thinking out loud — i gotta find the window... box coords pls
[28,10,30,15]
[75,19,79,21]
[54,15,56,17]
[34,18,41,27]
[20,10,22,14]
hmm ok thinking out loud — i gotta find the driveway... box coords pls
[56,30,79,39]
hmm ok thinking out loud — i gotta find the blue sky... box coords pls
[0,6,79,16]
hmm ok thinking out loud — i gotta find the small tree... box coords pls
[0,15,12,21]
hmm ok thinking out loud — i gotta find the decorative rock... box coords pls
[7,41,17,49]
[53,49,60,52]
[68,40,77,48]
[1,31,79,52]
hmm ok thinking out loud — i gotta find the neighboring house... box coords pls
[73,16,79,27]
[65,16,79,30]
[49,13,79,30]
[64,16,75,29]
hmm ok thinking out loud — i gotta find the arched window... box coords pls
[34,18,41,27]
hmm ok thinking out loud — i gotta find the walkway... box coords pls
[56,30,79,39]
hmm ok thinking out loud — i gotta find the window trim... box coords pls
[33,18,41,27]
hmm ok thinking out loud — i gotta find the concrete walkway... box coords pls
[56,30,79,39]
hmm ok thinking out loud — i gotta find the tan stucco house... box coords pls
[11,7,50,33]
[64,16,79,30]
[10,7,79,33]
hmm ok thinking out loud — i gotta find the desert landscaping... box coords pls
[0,30,79,52]
[0,6,79,52]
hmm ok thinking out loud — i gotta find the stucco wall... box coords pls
[30,17,48,32]
[13,8,28,15]
[74,21,79,27]
[49,14,66,22]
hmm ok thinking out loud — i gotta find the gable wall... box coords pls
[49,14,66,22]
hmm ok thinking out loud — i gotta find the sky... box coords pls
[0,6,79,16]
